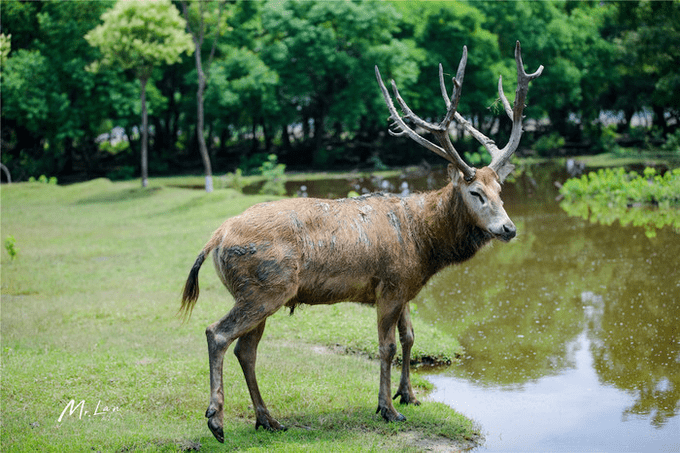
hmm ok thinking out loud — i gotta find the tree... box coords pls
[411,3,504,135]
[475,1,615,141]
[609,1,680,135]
[1,1,118,180]
[181,1,229,193]
[204,44,278,154]
[260,0,403,166]
[85,0,193,187]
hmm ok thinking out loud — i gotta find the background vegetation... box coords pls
[2,0,679,184]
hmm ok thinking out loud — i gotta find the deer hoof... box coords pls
[207,417,224,443]
[377,405,407,422]
[255,415,287,432]
[206,406,224,443]
[393,390,421,406]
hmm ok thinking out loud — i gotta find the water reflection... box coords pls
[415,169,680,450]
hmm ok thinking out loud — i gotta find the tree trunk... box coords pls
[196,64,213,192]
[262,117,272,151]
[140,76,149,188]
[183,0,216,193]
[652,105,669,135]
[281,124,292,151]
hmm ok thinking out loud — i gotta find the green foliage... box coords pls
[106,165,136,181]
[0,33,10,64]
[2,0,680,180]
[532,132,566,156]
[28,175,58,185]
[560,167,680,207]
[221,168,245,192]
[560,167,680,237]
[260,0,406,163]
[4,235,18,260]
[2,49,60,133]
[258,154,287,196]
[98,139,130,155]
[661,129,680,152]
[464,149,492,167]
[84,0,193,79]
[238,152,270,175]
[598,124,620,153]
[369,155,389,171]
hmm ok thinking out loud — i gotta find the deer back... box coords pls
[209,178,493,307]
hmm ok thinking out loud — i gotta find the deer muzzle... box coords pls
[491,221,516,242]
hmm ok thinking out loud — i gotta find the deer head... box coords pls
[376,41,543,242]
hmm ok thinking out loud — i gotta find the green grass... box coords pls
[1,178,477,452]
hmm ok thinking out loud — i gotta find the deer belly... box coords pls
[295,270,378,305]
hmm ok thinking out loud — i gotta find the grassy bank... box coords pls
[1,178,478,452]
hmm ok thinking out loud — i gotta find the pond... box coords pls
[279,164,680,452]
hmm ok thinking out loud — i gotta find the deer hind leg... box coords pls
[393,304,420,406]
[376,300,407,422]
[233,319,286,432]
[204,295,289,442]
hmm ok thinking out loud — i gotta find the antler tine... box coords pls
[439,63,450,109]
[376,50,477,181]
[391,67,476,181]
[440,46,468,127]
[489,41,544,172]
[390,79,440,133]
[498,76,513,120]
[375,66,452,162]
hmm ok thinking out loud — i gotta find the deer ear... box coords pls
[447,164,464,187]
[496,163,515,183]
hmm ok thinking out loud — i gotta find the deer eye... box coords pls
[470,191,485,205]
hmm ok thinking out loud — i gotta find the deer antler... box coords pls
[375,46,477,182]
[486,41,543,174]
[376,41,543,182]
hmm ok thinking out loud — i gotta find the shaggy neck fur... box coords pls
[414,182,493,280]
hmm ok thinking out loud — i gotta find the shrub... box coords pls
[28,175,58,185]
[5,235,18,260]
[559,167,680,237]
[106,165,136,181]
[238,153,270,176]
[661,129,680,152]
[221,168,244,192]
[464,148,492,167]
[258,154,286,196]
[532,132,565,156]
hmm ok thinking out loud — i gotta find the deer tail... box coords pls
[178,237,219,321]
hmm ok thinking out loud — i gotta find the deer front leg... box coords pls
[233,319,286,432]
[376,301,407,422]
[393,304,420,406]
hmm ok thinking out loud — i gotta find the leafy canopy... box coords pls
[85,0,193,79]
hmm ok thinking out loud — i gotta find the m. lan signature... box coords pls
[57,399,119,422]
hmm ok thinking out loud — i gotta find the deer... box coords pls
[179,41,543,443]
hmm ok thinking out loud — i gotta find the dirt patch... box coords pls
[400,431,480,452]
